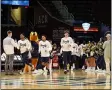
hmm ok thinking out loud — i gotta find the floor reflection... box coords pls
[1,70,110,89]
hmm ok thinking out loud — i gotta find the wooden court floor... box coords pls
[1,69,111,89]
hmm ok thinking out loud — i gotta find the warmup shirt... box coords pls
[60,37,73,52]
[72,43,78,55]
[18,39,32,54]
[3,36,18,55]
[75,45,81,57]
[39,40,52,57]
[78,44,83,56]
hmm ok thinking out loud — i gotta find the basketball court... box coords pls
[1,70,110,89]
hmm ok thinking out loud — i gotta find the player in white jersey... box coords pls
[71,39,78,70]
[75,41,81,69]
[36,35,52,75]
[80,41,87,69]
[18,33,34,74]
[3,30,19,75]
[103,33,111,74]
[60,30,73,74]
[78,41,87,69]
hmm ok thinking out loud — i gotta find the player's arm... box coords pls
[76,44,79,52]
[26,40,32,51]
[69,37,74,47]
[11,39,19,49]
[17,40,20,49]
[38,41,41,53]
[47,41,52,52]
[60,38,64,47]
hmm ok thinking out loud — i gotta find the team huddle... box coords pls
[3,30,111,75]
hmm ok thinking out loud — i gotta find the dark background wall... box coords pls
[1,0,110,53]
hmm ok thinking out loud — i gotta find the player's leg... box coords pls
[63,52,68,74]
[75,56,80,70]
[67,51,71,72]
[9,54,14,75]
[5,55,9,75]
[82,54,86,69]
[44,57,50,75]
[71,55,75,71]
[20,51,30,74]
[104,56,110,74]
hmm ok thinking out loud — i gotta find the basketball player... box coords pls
[75,41,81,69]
[18,33,34,74]
[103,33,111,74]
[60,30,73,74]
[71,39,78,71]
[80,41,87,69]
[3,30,19,75]
[37,35,52,75]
